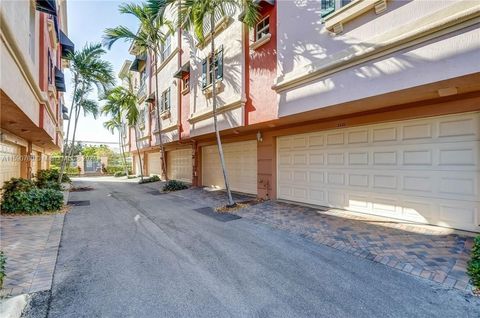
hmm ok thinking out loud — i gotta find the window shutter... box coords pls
[201,59,207,88]
[216,48,223,80]
[320,0,335,17]
[167,88,171,110]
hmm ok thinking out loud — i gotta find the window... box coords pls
[138,107,146,129]
[255,16,270,41]
[321,0,352,17]
[182,75,190,92]
[201,47,223,89]
[160,33,172,62]
[140,69,147,86]
[161,88,171,112]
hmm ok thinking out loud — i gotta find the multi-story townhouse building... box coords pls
[1,0,73,186]
[126,0,480,232]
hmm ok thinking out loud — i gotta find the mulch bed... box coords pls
[215,198,264,213]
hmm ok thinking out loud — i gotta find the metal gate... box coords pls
[84,157,101,173]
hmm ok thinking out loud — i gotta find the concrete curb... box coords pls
[0,294,28,318]
[62,182,71,205]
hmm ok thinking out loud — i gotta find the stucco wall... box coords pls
[0,1,40,125]
[276,0,480,117]
[248,3,278,125]
[188,10,246,137]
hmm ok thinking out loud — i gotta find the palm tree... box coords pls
[103,3,173,181]
[147,0,260,206]
[121,77,145,181]
[104,76,145,181]
[59,43,115,182]
[102,88,131,177]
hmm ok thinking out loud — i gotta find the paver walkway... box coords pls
[0,213,64,297]
[170,187,476,292]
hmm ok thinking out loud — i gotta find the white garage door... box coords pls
[1,142,21,186]
[167,149,192,183]
[277,112,480,232]
[202,140,257,194]
[147,152,162,176]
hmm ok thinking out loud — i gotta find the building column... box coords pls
[257,132,276,200]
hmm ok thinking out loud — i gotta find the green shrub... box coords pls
[1,177,64,214]
[106,165,127,175]
[0,251,6,289]
[138,175,161,184]
[2,178,36,194]
[114,171,126,177]
[1,188,63,214]
[163,180,188,192]
[36,169,70,186]
[66,166,80,175]
[467,236,480,290]
[39,180,62,191]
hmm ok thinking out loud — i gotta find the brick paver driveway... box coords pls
[0,213,64,297]
[170,188,476,292]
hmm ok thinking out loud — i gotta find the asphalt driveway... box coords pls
[46,178,479,317]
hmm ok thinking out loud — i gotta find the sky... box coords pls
[64,0,140,144]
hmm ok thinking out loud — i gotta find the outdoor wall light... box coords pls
[256,131,263,142]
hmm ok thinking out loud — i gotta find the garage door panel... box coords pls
[167,149,192,183]
[202,140,257,194]
[147,152,162,176]
[278,112,480,232]
[0,142,21,186]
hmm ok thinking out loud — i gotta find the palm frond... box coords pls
[103,26,141,50]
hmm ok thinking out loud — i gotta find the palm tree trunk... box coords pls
[67,103,82,167]
[58,78,78,182]
[152,47,168,181]
[118,125,129,177]
[210,13,234,206]
[134,126,144,181]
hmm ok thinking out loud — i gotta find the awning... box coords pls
[129,53,147,72]
[55,67,66,92]
[62,113,69,120]
[173,62,190,79]
[146,92,155,103]
[36,0,57,16]
[254,0,275,4]
[62,105,68,113]
[60,30,75,58]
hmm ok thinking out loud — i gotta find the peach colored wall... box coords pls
[257,133,276,199]
[180,77,190,139]
[247,3,278,125]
